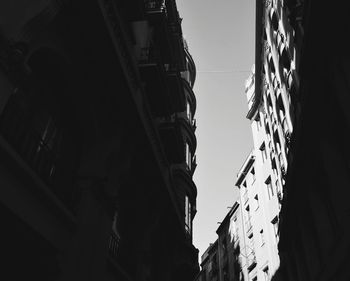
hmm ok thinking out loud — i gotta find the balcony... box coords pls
[282,118,289,135]
[184,46,196,87]
[109,231,121,261]
[277,190,283,204]
[286,70,294,89]
[144,0,166,15]
[158,116,196,168]
[138,46,185,116]
[0,100,59,182]
[272,75,279,90]
[191,118,197,131]
[246,94,258,119]
[144,0,186,68]
[0,95,79,209]
[166,69,186,112]
[183,78,196,119]
[276,30,285,54]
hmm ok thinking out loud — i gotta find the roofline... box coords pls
[247,0,263,120]
[235,151,255,187]
[216,201,240,234]
[200,239,218,265]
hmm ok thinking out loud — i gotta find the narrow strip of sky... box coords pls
[177,0,256,259]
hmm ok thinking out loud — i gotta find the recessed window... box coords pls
[272,216,279,242]
[248,233,254,251]
[254,194,259,210]
[260,229,265,246]
[260,142,267,162]
[263,266,269,281]
[265,176,274,199]
[251,167,256,182]
[245,205,252,232]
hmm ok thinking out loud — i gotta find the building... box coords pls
[197,240,219,281]
[271,0,350,280]
[233,0,303,279]
[235,150,279,281]
[216,202,244,281]
[197,202,243,281]
[0,0,199,280]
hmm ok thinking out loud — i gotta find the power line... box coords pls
[198,70,251,74]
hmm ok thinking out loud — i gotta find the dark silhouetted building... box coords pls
[197,203,243,281]
[197,240,219,281]
[0,0,199,280]
[216,202,243,281]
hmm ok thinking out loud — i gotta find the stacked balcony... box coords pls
[143,0,186,69]
[133,1,198,237]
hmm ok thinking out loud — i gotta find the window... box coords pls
[272,216,279,242]
[251,167,256,182]
[185,195,192,234]
[265,119,271,135]
[256,116,262,131]
[265,176,274,199]
[260,229,265,246]
[245,205,252,232]
[276,179,281,195]
[260,142,267,162]
[248,234,255,253]
[263,266,269,281]
[185,143,192,170]
[254,194,259,210]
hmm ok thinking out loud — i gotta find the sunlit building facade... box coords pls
[235,148,279,281]
[233,0,302,279]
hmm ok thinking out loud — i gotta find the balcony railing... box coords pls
[109,231,121,260]
[0,95,60,186]
[138,45,160,66]
[144,0,166,13]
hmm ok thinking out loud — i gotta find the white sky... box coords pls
[176,0,256,259]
